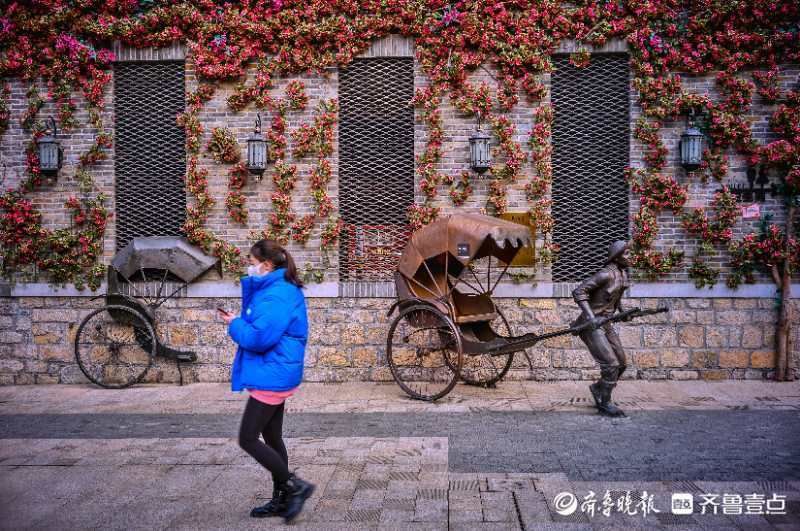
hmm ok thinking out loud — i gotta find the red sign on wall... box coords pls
[345,224,411,280]
[741,203,761,220]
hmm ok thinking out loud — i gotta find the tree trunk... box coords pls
[775,265,790,381]
[775,203,796,381]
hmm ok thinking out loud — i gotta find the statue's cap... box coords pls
[606,240,629,264]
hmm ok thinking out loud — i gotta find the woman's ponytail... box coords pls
[249,239,304,288]
[282,249,302,288]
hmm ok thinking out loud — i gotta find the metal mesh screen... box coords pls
[551,54,630,282]
[114,61,186,250]
[338,57,415,282]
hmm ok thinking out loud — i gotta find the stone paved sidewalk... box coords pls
[1,381,799,530]
[2,380,800,415]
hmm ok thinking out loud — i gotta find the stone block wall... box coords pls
[0,295,794,385]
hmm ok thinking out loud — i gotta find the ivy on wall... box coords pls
[179,83,242,274]
[0,1,798,291]
[1,74,113,289]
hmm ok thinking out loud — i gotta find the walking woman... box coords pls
[217,239,315,522]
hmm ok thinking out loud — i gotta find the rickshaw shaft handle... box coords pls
[483,306,669,356]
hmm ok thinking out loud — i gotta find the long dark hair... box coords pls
[250,239,304,288]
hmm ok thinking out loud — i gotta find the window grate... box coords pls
[114,61,186,250]
[338,57,415,282]
[551,54,630,282]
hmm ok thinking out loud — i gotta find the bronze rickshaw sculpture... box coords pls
[386,213,666,401]
[74,236,220,388]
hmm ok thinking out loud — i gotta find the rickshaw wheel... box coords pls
[458,308,515,387]
[387,305,462,401]
[74,305,156,389]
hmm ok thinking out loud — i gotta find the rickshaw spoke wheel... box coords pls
[387,306,462,401]
[458,308,515,387]
[74,305,155,389]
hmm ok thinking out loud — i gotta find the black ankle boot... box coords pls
[249,485,286,518]
[280,474,315,523]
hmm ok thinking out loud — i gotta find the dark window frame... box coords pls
[114,60,187,250]
[550,53,631,282]
[338,57,415,287]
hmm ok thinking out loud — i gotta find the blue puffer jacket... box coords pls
[228,267,308,392]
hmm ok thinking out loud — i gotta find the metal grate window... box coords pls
[114,61,186,250]
[338,57,415,283]
[551,54,630,282]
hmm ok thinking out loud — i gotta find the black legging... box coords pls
[238,397,290,484]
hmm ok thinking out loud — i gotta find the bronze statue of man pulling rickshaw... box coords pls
[387,213,667,412]
[572,240,634,417]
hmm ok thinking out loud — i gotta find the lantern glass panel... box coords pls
[469,132,491,172]
[479,140,490,164]
[39,141,60,172]
[247,137,267,173]
[680,129,704,169]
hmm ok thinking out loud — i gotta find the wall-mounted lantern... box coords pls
[680,110,705,172]
[37,117,63,177]
[246,113,268,180]
[469,116,491,173]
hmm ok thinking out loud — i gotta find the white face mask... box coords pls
[247,262,269,277]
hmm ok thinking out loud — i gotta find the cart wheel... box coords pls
[459,308,515,387]
[387,305,462,401]
[74,305,156,389]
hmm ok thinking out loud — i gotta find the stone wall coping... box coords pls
[2,281,794,299]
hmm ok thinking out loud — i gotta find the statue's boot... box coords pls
[597,381,626,417]
[589,382,603,408]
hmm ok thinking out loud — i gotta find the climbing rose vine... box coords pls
[0,0,798,290]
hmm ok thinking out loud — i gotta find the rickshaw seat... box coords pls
[397,273,497,324]
[451,290,497,324]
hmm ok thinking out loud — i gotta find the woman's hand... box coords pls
[217,308,236,325]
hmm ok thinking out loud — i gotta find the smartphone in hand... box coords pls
[217,307,234,324]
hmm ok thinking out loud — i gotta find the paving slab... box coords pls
[2,380,800,415]
[1,382,799,529]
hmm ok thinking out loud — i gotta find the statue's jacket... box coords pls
[570,264,630,326]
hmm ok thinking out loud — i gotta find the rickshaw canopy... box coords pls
[111,236,220,283]
[397,213,533,283]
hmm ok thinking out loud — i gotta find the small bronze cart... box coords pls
[386,213,665,401]
[74,237,220,388]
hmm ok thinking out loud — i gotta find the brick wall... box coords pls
[631,68,797,281]
[186,64,340,277]
[0,41,796,284]
[0,78,117,266]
